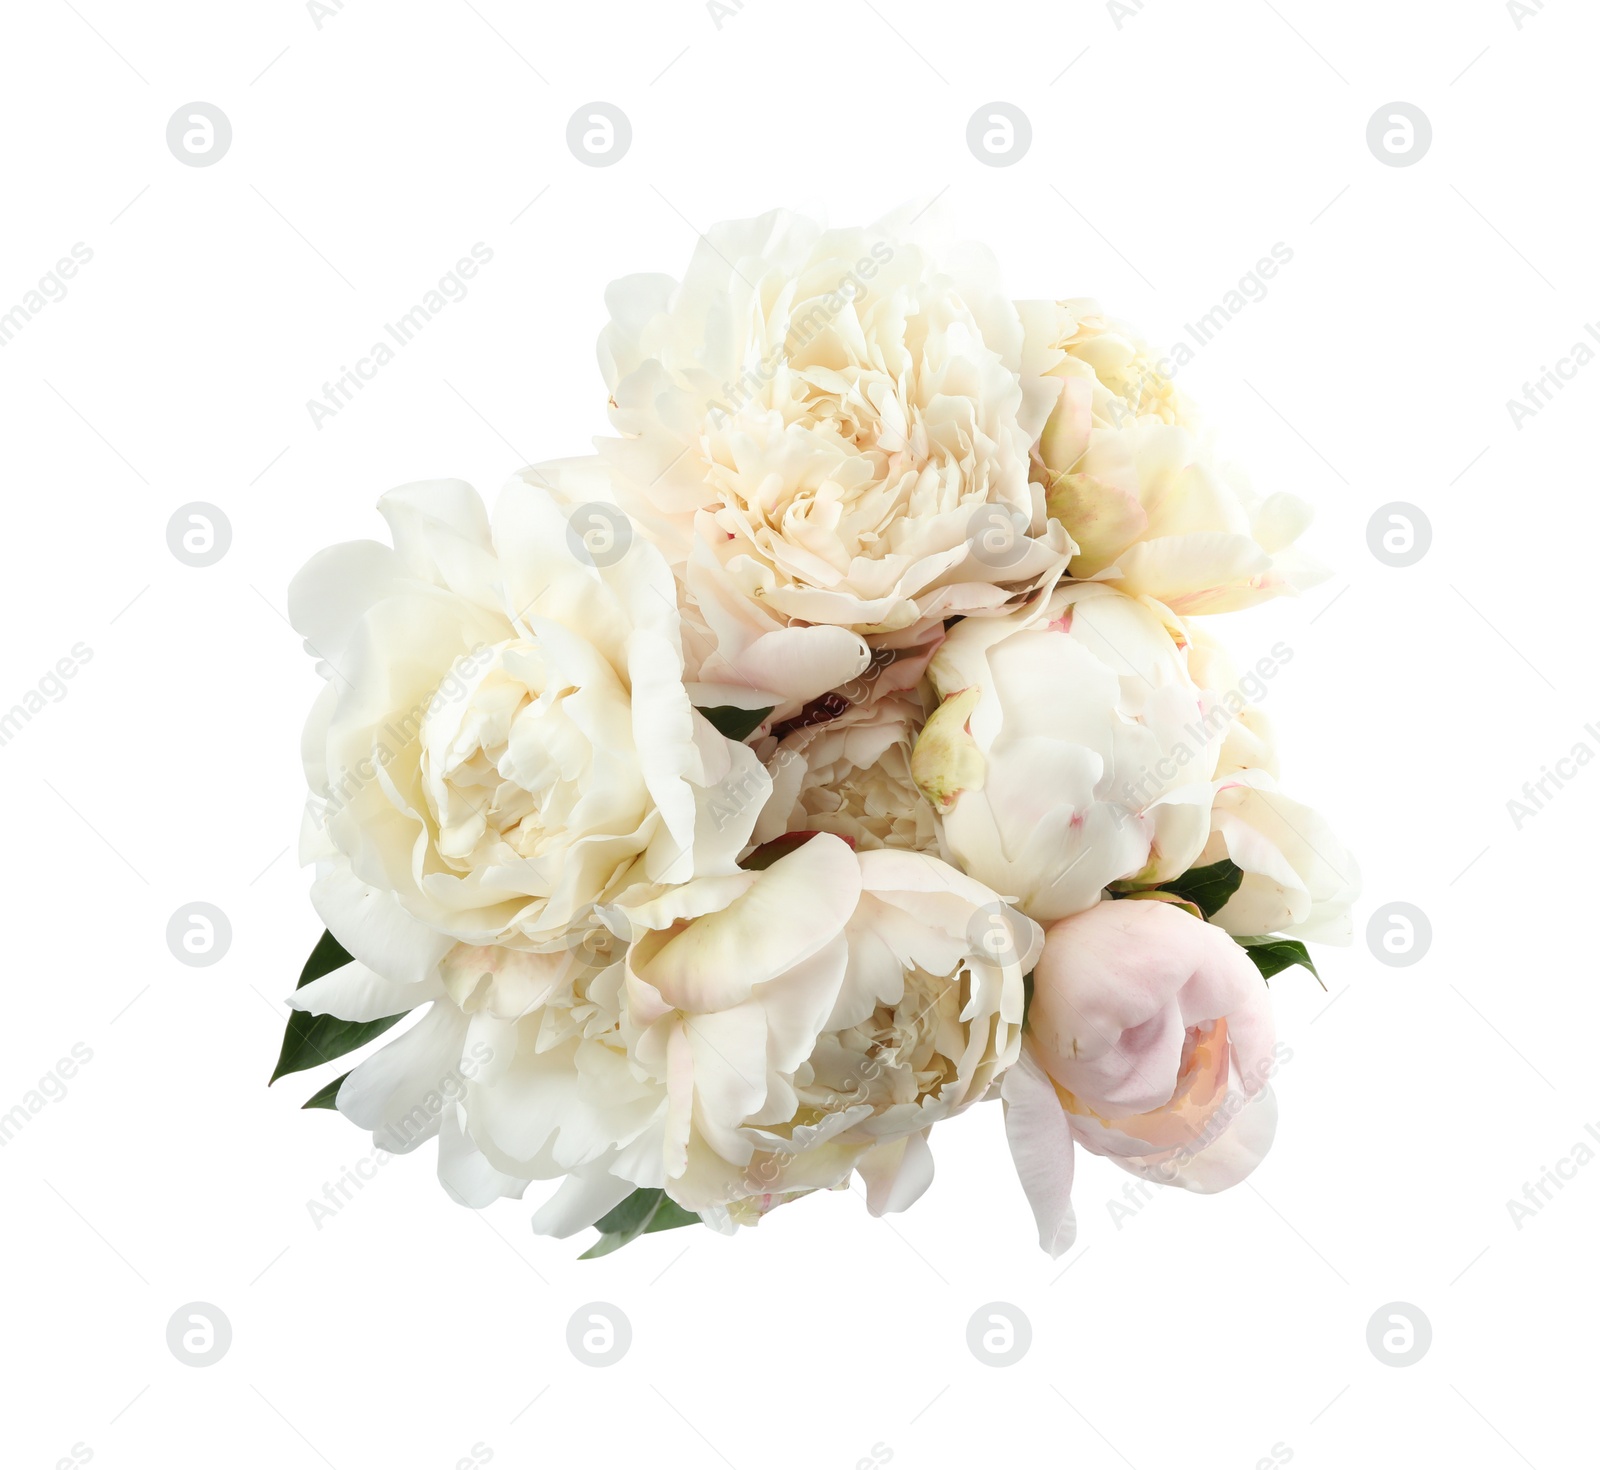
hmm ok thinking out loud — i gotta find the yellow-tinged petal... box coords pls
[910,687,986,813]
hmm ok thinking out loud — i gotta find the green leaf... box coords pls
[301,1070,351,1110]
[696,704,773,742]
[297,929,354,988]
[270,929,410,1084]
[579,1188,700,1259]
[740,830,835,871]
[1236,935,1323,987]
[1161,859,1244,919]
[272,1009,408,1085]
[647,1197,701,1232]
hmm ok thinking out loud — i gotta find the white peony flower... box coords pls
[912,581,1226,923]
[290,466,769,953]
[1021,299,1324,615]
[1173,634,1359,944]
[750,691,939,855]
[1184,628,1280,782]
[300,834,1038,1233]
[596,208,1073,712]
[1199,771,1360,944]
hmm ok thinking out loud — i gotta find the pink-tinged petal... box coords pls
[1046,445,1148,578]
[1112,532,1271,607]
[1107,1081,1279,1195]
[1028,899,1263,1116]
[1039,373,1094,471]
[438,945,575,1021]
[856,1129,936,1216]
[1002,1048,1078,1258]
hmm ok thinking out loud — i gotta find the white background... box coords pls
[2,1,1594,1466]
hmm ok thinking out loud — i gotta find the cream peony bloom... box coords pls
[1177,634,1360,945]
[597,208,1073,712]
[750,692,939,854]
[298,835,1038,1233]
[1184,628,1280,782]
[1020,299,1323,615]
[1200,771,1360,944]
[1003,898,1282,1256]
[291,467,769,953]
[913,581,1225,923]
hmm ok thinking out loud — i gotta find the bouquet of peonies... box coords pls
[273,208,1358,1256]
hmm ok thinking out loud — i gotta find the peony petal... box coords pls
[337,1004,470,1154]
[1002,1048,1079,1257]
[856,1129,936,1215]
[310,861,455,988]
[530,1169,635,1238]
[289,958,442,1022]
[634,834,861,1011]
